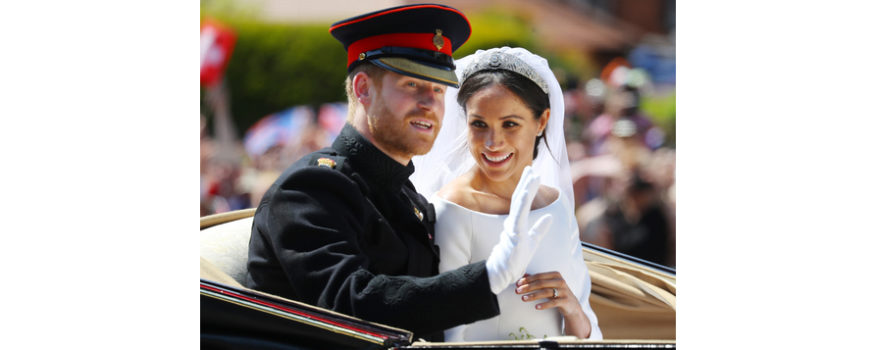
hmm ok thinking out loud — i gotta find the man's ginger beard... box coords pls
[366,90,441,159]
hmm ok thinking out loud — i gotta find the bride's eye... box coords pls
[469,120,487,128]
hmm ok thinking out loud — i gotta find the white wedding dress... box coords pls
[433,191,602,341]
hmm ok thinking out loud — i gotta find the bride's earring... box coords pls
[537,130,543,137]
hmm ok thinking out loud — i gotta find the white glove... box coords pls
[485,166,554,294]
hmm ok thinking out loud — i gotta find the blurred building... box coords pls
[435,0,673,67]
[230,0,674,70]
[582,0,675,35]
[236,0,405,22]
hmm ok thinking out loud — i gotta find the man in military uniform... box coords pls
[246,4,552,341]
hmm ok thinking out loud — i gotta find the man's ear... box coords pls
[353,72,372,107]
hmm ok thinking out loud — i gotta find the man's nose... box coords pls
[417,85,439,110]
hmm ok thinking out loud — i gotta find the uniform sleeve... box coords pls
[432,199,475,341]
[251,167,499,336]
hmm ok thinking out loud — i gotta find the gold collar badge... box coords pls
[414,206,424,221]
[317,157,336,169]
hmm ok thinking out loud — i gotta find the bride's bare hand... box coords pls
[515,271,592,338]
[515,271,579,316]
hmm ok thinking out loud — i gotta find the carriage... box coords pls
[200,209,676,349]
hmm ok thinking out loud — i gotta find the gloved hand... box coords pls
[485,166,554,294]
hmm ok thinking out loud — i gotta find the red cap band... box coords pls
[346,32,452,67]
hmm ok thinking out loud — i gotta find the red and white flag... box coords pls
[200,20,236,87]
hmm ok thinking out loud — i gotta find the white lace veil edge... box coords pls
[411,47,575,213]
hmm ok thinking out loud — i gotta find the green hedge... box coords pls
[458,8,536,57]
[202,18,348,134]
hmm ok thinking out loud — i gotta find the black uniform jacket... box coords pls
[246,124,499,341]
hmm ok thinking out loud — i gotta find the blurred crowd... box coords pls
[201,64,675,268]
[563,64,675,268]
[200,103,345,216]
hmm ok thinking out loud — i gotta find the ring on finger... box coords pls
[552,287,559,299]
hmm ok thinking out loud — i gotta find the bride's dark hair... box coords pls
[456,69,551,159]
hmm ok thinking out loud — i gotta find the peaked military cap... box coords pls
[329,3,471,87]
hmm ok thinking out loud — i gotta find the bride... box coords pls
[412,47,602,341]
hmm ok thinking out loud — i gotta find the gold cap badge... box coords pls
[432,29,444,50]
[317,157,336,169]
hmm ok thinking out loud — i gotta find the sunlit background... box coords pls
[201,0,676,267]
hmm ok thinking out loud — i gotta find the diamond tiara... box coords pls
[460,51,549,94]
